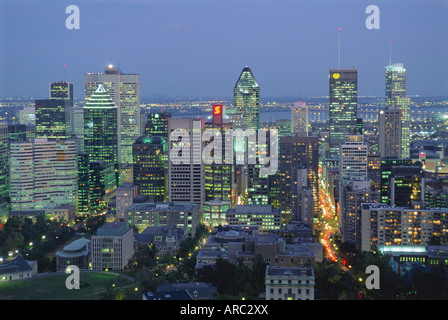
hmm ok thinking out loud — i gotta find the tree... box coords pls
[5,216,22,232]
[127,243,157,274]
[252,253,267,293]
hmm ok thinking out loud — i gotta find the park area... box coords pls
[0,271,127,300]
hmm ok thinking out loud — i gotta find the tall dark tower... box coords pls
[132,136,167,202]
[35,99,72,140]
[50,81,74,106]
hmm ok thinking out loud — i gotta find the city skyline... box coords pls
[2,0,448,304]
[1,0,447,99]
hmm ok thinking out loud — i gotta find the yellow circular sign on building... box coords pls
[333,73,340,79]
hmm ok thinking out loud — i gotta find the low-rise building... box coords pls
[49,205,76,222]
[55,237,90,272]
[0,255,38,282]
[134,226,184,257]
[196,226,319,271]
[127,202,200,237]
[265,266,315,300]
[156,280,217,300]
[225,205,281,232]
[91,222,134,271]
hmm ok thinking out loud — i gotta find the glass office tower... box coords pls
[77,153,90,216]
[328,68,358,159]
[385,63,411,158]
[35,99,72,140]
[234,66,260,131]
[204,105,236,205]
[132,136,167,202]
[84,65,140,165]
[50,81,74,106]
[84,84,118,166]
[144,112,171,140]
[0,125,9,222]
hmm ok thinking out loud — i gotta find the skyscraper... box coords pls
[84,84,118,166]
[328,68,358,159]
[8,124,27,143]
[168,117,204,205]
[71,106,84,151]
[10,139,78,212]
[385,63,411,158]
[89,161,117,215]
[144,112,171,140]
[132,136,167,202]
[339,135,368,181]
[378,107,402,158]
[77,153,90,216]
[50,81,74,106]
[291,101,308,135]
[35,99,72,140]
[380,157,413,205]
[85,65,140,165]
[278,136,319,223]
[204,105,236,205]
[234,66,260,131]
[0,125,9,222]
[339,179,379,246]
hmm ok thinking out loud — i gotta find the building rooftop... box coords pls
[128,202,198,212]
[0,255,34,275]
[266,266,314,277]
[95,222,130,237]
[143,290,193,300]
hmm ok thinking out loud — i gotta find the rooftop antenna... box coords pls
[338,27,341,68]
[63,64,67,82]
[389,40,392,65]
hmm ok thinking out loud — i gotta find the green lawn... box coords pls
[0,272,125,300]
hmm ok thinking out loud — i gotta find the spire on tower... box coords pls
[338,27,341,68]
[389,40,392,65]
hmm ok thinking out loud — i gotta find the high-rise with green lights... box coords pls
[84,65,140,166]
[8,124,27,143]
[144,112,171,141]
[234,66,260,131]
[77,153,90,215]
[84,84,118,166]
[0,125,9,222]
[132,136,167,202]
[89,161,116,215]
[328,68,358,159]
[385,63,411,158]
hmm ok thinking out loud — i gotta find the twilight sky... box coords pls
[0,0,447,99]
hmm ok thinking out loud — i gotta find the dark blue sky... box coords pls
[1,0,447,99]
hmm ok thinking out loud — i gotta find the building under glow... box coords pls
[84,84,118,166]
[85,65,140,165]
[328,68,358,160]
[385,63,411,158]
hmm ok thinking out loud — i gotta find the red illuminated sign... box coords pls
[213,104,222,115]
[212,104,223,125]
